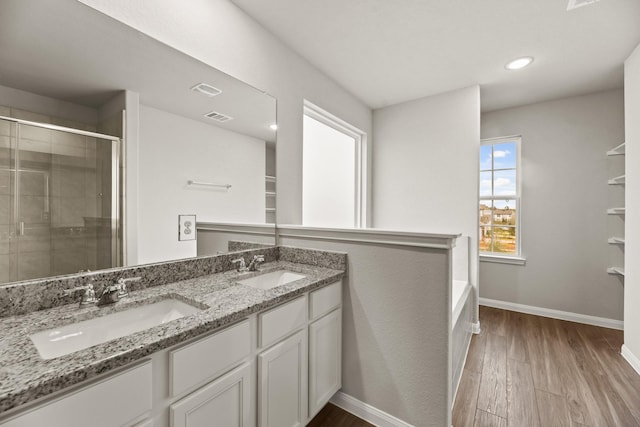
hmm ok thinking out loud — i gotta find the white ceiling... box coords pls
[233,0,640,111]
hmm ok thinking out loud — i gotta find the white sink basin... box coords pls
[237,270,307,290]
[30,299,201,360]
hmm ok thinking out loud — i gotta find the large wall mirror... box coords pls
[0,0,277,286]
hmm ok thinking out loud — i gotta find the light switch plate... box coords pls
[178,214,197,241]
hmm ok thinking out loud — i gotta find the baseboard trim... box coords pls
[472,321,481,334]
[479,298,623,330]
[621,345,640,376]
[330,391,414,427]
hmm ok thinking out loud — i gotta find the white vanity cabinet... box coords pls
[308,308,342,419]
[256,281,343,427]
[170,363,252,427]
[258,329,308,427]
[1,280,343,427]
[308,281,343,419]
[257,295,309,427]
[1,362,152,427]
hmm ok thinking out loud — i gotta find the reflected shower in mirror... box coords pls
[0,0,277,285]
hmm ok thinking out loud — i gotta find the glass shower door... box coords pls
[0,118,15,283]
[0,117,121,284]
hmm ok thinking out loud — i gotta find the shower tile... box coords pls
[0,170,10,196]
[85,137,97,160]
[51,134,86,158]
[19,196,48,224]
[18,232,51,254]
[51,166,85,198]
[19,171,46,196]
[51,233,86,251]
[52,249,89,276]
[84,169,98,198]
[50,197,87,226]
[0,195,9,225]
[0,116,11,137]
[17,252,51,282]
[52,152,87,169]
[0,254,9,283]
[10,109,50,123]
[0,135,12,149]
[19,149,51,165]
[18,138,51,156]
[0,225,11,255]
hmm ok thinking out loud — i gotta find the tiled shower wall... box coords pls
[0,106,120,283]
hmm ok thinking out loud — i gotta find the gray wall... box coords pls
[480,89,625,321]
[372,86,480,322]
[624,44,640,361]
[279,233,451,427]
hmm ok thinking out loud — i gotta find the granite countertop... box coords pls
[0,260,344,414]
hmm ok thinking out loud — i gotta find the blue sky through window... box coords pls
[480,141,517,196]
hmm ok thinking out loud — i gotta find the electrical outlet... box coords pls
[178,214,196,241]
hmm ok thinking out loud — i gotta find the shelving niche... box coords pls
[607,142,625,277]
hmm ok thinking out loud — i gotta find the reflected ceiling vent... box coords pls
[204,111,233,122]
[191,83,222,97]
[567,0,600,10]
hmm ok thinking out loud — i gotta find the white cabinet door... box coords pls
[308,308,342,419]
[2,362,152,427]
[170,363,253,427]
[258,329,307,427]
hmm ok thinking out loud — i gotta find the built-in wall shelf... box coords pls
[606,142,625,280]
[265,175,276,222]
[608,175,626,185]
[607,267,625,276]
[608,237,625,245]
[607,207,626,215]
[606,142,626,156]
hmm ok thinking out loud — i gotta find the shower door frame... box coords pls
[0,115,123,278]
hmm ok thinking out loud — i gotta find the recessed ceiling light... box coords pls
[269,124,278,130]
[191,83,222,97]
[505,57,534,70]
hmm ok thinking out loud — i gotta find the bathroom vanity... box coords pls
[0,247,345,427]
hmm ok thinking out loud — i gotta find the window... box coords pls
[479,136,521,257]
[302,101,366,228]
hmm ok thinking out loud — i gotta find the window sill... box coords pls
[480,254,526,266]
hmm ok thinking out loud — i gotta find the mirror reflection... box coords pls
[0,0,277,285]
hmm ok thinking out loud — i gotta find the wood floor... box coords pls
[308,403,374,427]
[453,306,640,427]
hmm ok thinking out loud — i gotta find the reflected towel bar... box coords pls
[187,180,231,189]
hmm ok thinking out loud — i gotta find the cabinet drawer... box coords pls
[259,296,307,349]
[309,281,342,321]
[170,320,250,397]
[2,362,152,427]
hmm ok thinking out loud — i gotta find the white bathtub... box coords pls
[451,278,473,404]
[452,279,471,327]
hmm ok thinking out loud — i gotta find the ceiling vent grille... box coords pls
[567,0,600,10]
[204,111,233,122]
[191,83,222,97]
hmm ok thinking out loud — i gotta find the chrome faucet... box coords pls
[248,255,265,271]
[97,284,121,306]
[232,257,248,272]
[64,284,98,307]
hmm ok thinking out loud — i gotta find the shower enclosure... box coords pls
[0,115,122,284]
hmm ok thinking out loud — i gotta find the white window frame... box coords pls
[302,100,367,228]
[479,135,525,264]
